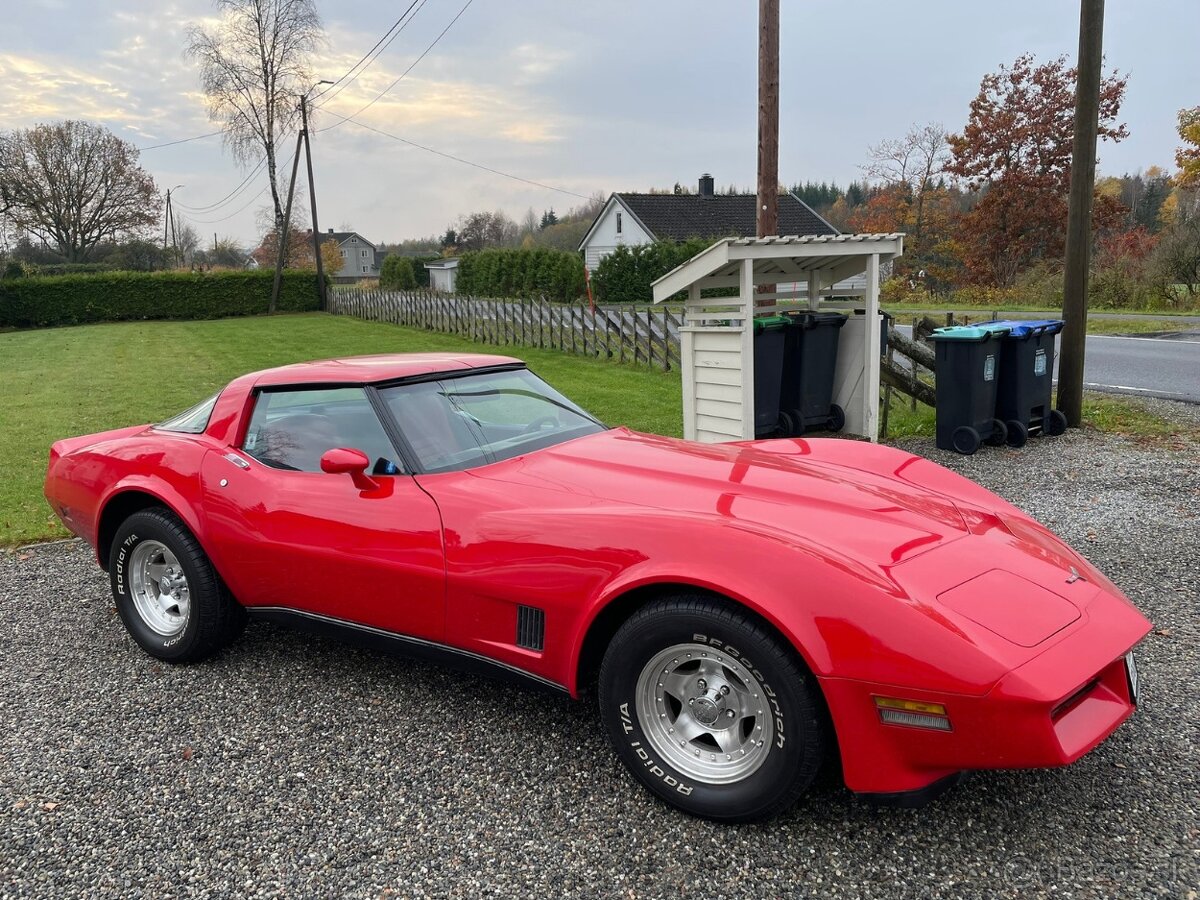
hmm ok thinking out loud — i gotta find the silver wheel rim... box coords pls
[635,642,775,784]
[128,540,190,637]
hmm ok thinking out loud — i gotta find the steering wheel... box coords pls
[522,415,559,435]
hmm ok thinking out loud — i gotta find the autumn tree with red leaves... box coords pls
[947,54,1129,285]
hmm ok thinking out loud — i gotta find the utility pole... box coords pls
[1058,0,1106,426]
[163,188,172,252]
[270,129,306,314]
[300,92,328,310]
[756,0,779,240]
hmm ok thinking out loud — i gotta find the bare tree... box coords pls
[169,214,202,267]
[864,122,950,248]
[0,121,159,262]
[186,0,323,232]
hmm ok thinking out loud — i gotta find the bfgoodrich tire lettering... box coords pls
[109,508,245,663]
[599,595,826,822]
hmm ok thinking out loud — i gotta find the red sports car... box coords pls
[44,353,1149,821]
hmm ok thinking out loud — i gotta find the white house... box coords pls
[424,257,459,293]
[319,229,381,283]
[578,174,839,271]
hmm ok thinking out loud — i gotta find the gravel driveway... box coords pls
[2,410,1197,899]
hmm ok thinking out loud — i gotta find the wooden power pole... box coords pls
[270,129,306,314]
[1058,0,1106,426]
[300,94,328,310]
[756,0,779,239]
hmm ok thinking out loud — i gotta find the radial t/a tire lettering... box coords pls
[109,508,245,663]
[598,595,827,822]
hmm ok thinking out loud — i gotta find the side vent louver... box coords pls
[516,605,545,651]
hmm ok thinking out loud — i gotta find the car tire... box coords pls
[109,508,246,663]
[598,595,827,822]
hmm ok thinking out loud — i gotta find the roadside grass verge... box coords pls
[0,313,683,546]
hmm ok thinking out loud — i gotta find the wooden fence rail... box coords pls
[329,289,682,372]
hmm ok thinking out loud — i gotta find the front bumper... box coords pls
[821,588,1150,797]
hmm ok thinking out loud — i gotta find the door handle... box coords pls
[223,452,251,470]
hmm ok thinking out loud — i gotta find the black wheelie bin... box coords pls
[930,324,1010,454]
[985,319,1068,447]
[778,311,848,435]
[752,315,789,437]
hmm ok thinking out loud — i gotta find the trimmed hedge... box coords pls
[591,239,713,304]
[0,270,321,329]
[456,248,585,302]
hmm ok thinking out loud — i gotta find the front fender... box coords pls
[564,513,1008,699]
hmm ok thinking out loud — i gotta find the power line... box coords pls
[174,156,269,213]
[137,131,223,152]
[318,0,475,132]
[339,117,591,200]
[312,0,428,108]
[183,150,297,225]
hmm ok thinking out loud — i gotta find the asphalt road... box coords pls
[1083,332,1200,402]
[2,410,1198,899]
[895,326,1200,403]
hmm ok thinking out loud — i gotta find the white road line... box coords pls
[1088,334,1200,345]
[1084,382,1186,396]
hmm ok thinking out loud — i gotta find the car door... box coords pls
[198,385,445,642]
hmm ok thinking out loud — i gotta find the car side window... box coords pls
[242,387,403,474]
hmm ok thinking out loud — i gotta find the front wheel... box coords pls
[109,508,245,663]
[598,595,827,822]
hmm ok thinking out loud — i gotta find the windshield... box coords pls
[155,392,220,434]
[380,368,605,473]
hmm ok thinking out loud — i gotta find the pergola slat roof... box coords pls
[651,233,905,302]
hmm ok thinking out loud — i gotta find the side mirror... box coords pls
[320,447,378,490]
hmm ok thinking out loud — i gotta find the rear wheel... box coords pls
[109,508,245,663]
[599,595,826,822]
[827,404,846,433]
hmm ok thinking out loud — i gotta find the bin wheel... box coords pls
[986,419,1008,447]
[776,410,795,438]
[951,426,981,455]
[1005,420,1029,448]
[787,408,805,436]
[1045,409,1068,436]
[827,404,846,433]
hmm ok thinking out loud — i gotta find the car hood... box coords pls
[474,428,970,565]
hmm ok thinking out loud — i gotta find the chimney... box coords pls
[698,173,714,197]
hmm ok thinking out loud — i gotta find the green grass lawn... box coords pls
[2,312,1194,547]
[0,313,683,546]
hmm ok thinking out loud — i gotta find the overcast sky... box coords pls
[1,0,1195,247]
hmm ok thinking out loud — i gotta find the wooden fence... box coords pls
[330,289,682,372]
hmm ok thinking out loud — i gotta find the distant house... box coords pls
[319,229,381,283]
[578,173,838,270]
[424,257,459,293]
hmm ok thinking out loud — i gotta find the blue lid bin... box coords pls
[930,326,1010,454]
[982,319,1067,445]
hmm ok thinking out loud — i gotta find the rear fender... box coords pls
[95,478,206,569]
